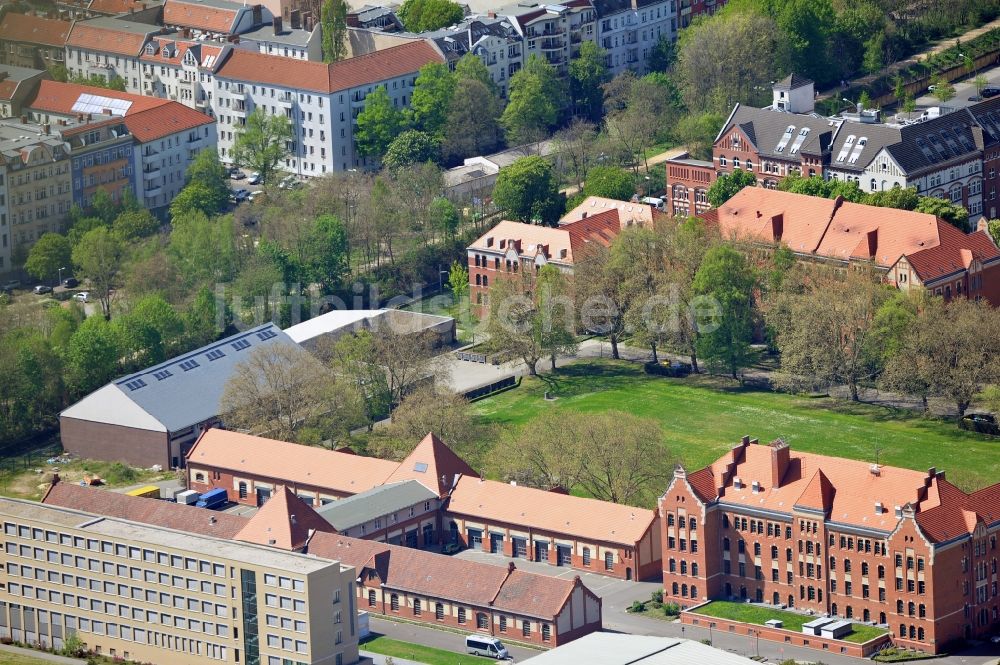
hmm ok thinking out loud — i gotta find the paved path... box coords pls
[0,644,83,664]
[817,17,1000,103]
[368,616,537,662]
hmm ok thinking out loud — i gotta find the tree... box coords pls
[485,264,576,375]
[448,260,469,302]
[129,293,185,352]
[220,343,362,443]
[168,210,237,287]
[24,233,72,282]
[930,75,956,104]
[0,331,63,443]
[429,196,459,238]
[675,7,785,113]
[975,74,988,97]
[646,34,675,73]
[675,112,724,161]
[492,411,672,506]
[583,165,634,201]
[987,219,1000,245]
[862,32,885,75]
[454,52,495,93]
[773,0,837,86]
[915,196,969,231]
[569,41,609,122]
[374,385,484,462]
[493,156,564,226]
[72,227,123,319]
[769,267,893,400]
[69,73,127,91]
[181,149,230,214]
[300,214,349,290]
[603,73,674,173]
[321,0,348,62]
[111,311,164,373]
[574,235,636,360]
[442,78,501,162]
[410,62,455,138]
[112,208,159,240]
[64,316,120,396]
[90,188,118,226]
[692,244,757,380]
[707,168,757,207]
[231,110,293,185]
[396,0,463,31]
[902,94,917,115]
[383,130,439,169]
[553,119,598,191]
[48,63,68,82]
[354,86,404,158]
[501,55,565,145]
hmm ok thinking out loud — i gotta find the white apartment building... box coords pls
[139,38,229,113]
[212,40,443,175]
[504,5,572,76]
[425,19,524,98]
[594,0,675,75]
[64,16,161,92]
[0,496,360,665]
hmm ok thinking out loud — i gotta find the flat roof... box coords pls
[667,156,714,168]
[239,24,314,46]
[521,633,759,664]
[315,480,437,530]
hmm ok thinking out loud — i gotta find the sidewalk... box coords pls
[817,16,1000,102]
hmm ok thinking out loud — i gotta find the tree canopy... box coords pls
[492,156,564,226]
[354,86,404,158]
[707,168,757,207]
[231,110,293,185]
[397,0,463,32]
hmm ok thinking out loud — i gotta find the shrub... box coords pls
[629,600,645,613]
[651,589,664,604]
[663,602,680,616]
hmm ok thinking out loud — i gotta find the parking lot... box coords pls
[913,61,1000,111]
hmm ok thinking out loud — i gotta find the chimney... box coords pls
[770,439,790,488]
[770,213,783,241]
[874,502,884,515]
[733,477,742,490]
[866,228,878,257]
[304,12,314,31]
[581,211,588,218]
[290,8,301,29]
[42,123,50,135]
[272,15,282,34]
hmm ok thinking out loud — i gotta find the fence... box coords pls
[465,376,520,401]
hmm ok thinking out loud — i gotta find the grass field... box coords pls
[472,360,999,493]
[361,635,493,664]
[0,649,72,665]
[692,601,887,644]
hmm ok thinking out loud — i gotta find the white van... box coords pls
[641,196,665,210]
[466,635,509,659]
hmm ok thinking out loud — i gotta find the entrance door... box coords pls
[255,487,271,506]
[405,530,418,548]
[557,545,572,566]
[535,541,549,563]
[422,524,434,547]
[512,537,527,558]
[467,529,483,550]
[490,533,504,554]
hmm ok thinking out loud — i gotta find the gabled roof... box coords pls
[903,224,1000,284]
[186,428,401,494]
[65,16,158,56]
[0,13,72,47]
[469,212,620,266]
[61,323,298,433]
[794,469,835,514]
[122,101,213,141]
[314,480,438,531]
[87,0,148,16]
[773,73,812,91]
[235,486,333,550]
[41,479,246,538]
[827,122,901,173]
[447,476,656,546]
[888,108,983,174]
[0,65,50,103]
[214,40,442,93]
[162,0,241,33]
[718,105,839,160]
[384,432,478,496]
[29,79,165,115]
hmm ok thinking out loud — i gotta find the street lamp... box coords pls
[57,266,66,286]
[438,268,450,294]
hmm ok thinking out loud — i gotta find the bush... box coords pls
[663,602,680,616]
[651,589,664,604]
[104,462,138,485]
[61,632,86,657]
[629,600,645,613]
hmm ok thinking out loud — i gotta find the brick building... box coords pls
[700,187,1000,304]
[446,476,662,581]
[659,436,1000,654]
[41,481,605,648]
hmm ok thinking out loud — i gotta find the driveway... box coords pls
[368,616,536,662]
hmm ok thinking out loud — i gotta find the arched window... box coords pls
[918,604,925,618]
[719,155,727,167]
[238,482,247,499]
[475,274,482,286]
[772,592,779,605]
[786,548,792,562]
[754,543,761,556]
[771,545,778,559]
[723,537,730,551]
[846,605,853,619]
[917,627,924,641]
[897,600,904,614]
[831,603,838,616]
[733,157,741,169]
[691,585,697,598]
[482,275,488,287]
[787,594,794,608]
[745,159,753,171]
[908,602,915,616]
[691,563,699,577]
[909,625,916,639]
[878,565,885,579]
[871,178,877,191]
[899,623,906,638]
[681,584,688,597]
[672,582,679,595]
[863,609,870,622]
[861,562,868,575]
[879,612,886,625]
[680,561,687,575]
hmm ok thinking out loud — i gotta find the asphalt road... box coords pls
[912,62,1000,112]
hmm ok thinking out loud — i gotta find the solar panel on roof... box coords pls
[205,348,225,361]
[71,93,132,117]
[124,378,147,391]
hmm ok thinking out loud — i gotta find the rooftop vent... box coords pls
[894,505,903,518]
[733,477,743,490]
[751,480,761,493]
[874,502,884,515]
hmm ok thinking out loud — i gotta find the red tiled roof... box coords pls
[163,0,239,33]
[124,102,213,141]
[492,568,578,618]
[0,13,72,47]
[0,80,18,101]
[447,476,656,546]
[215,40,443,93]
[234,486,334,551]
[565,209,621,257]
[27,80,212,141]
[30,80,166,114]
[66,20,152,55]
[140,37,196,64]
[707,187,1000,281]
[87,0,146,15]
[41,480,247,538]
[384,432,478,497]
[684,437,1000,543]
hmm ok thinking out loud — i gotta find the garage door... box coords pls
[467,529,483,550]
[557,545,572,566]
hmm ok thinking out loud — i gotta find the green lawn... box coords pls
[361,636,493,665]
[472,360,999,492]
[0,650,71,665]
[692,601,887,644]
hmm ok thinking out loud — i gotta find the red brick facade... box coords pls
[659,437,1000,655]
[666,158,713,217]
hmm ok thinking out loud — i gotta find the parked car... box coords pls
[33,285,52,294]
[441,541,463,555]
[982,87,1000,99]
[231,188,250,203]
[968,95,982,102]
[466,635,509,660]
[229,169,246,180]
[991,635,1000,643]
[247,172,262,185]
[279,175,302,190]
[2,280,21,293]
[61,277,79,288]
[74,291,90,302]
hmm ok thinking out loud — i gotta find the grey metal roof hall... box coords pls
[60,323,300,433]
[719,104,841,161]
[521,633,760,664]
[314,480,438,531]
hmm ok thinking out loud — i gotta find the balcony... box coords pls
[232,103,248,117]
[540,37,564,51]
[142,167,160,181]
[143,185,162,198]
[276,92,295,106]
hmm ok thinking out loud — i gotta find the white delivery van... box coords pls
[641,196,665,210]
[466,635,509,659]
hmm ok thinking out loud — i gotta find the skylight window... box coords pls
[178,359,200,371]
[413,462,428,473]
[205,348,225,361]
[256,329,278,341]
[231,339,251,351]
[152,370,172,381]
